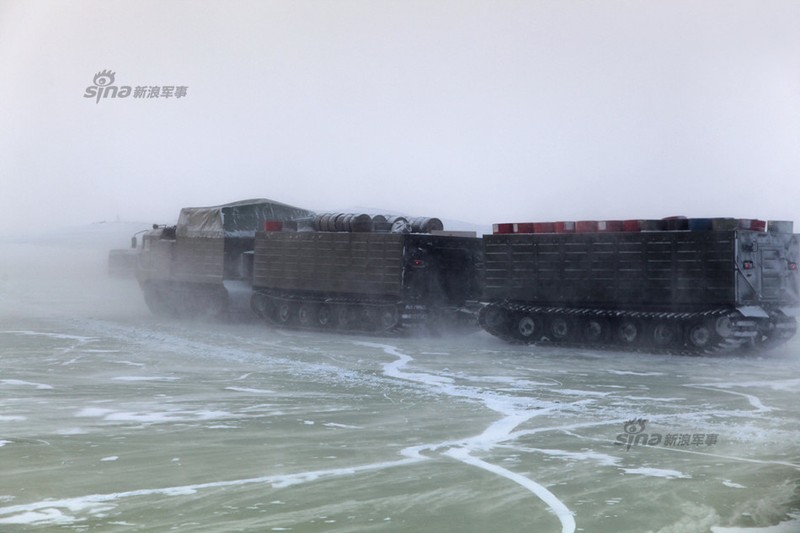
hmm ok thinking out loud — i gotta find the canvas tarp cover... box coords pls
[176,199,313,238]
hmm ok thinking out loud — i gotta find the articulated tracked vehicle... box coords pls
[132,200,798,354]
[134,199,483,332]
[479,218,799,354]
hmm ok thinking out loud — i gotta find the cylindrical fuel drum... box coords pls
[597,220,623,232]
[493,223,515,235]
[554,221,576,233]
[739,219,766,232]
[576,220,598,233]
[388,216,411,233]
[513,223,534,234]
[711,218,738,231]
[663,216,689,231]
[640,219,666,231]
[312,213,328,231]
[768,220,794,233]
[688,218,713,231]
[350,214,374,232]
[622,220,642,232]
[411,217,444,233]
[333,213,350,232]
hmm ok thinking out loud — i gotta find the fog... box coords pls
[1,1,800,236]
[1,223,799,531]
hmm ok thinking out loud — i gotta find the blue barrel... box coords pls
[688,218,713,231]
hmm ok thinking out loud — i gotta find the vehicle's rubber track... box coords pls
[251,290,480,335]
[478,301,795,355]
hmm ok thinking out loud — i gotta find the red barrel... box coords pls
[576,220,598,233]
[513,222,534,234]
[739,219,766,232]
[493,223,515,235]
[554,221,575,233]
[622,220,642,232]
[264,220,283,232]
[533,222,556,233]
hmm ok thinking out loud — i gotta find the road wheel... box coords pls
[652,321,681,348]
[686,321,715,349]
[380,307,399,330]
[336,305,353,329]
[548,316,572,341]
[581,318,608,343]
[297,303,316,327]
[359,306,378,330]
[251,294,274,321]
[615,320,640,346]
[277,302,294,324]
[482,305,507,329]
[317,304,332,327]
[515,314,540,341]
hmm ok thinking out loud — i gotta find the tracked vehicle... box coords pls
[134,199,483,333]
[250,216,483,333]
[135,199,313,318]
[131,199,797,353]
[479,218,799,354]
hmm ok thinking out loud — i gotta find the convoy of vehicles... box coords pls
[128,199,799,354]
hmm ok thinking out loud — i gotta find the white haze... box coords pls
[1,1,799,235]
[1,223,799,532]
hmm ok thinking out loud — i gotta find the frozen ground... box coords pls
[0,225,798,532]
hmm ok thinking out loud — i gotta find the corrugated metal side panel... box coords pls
[253,232,404,297]
[173,237,225,283]
[136,237,175,282]
[483,231,736,308]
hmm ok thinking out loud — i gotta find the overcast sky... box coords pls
[1,0,799,235]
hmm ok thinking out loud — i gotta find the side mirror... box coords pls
[131,236,137,249]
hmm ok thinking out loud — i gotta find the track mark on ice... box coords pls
[606,370,665,377]
[0,457,423,526]
[356,341,577,533]
[3,330,98,359]
[2,331,97,343]
[225,387,274,394]
[685,384,773,413]
[0,379,53,390]
[445,447,576,533]
[622,467,690,479]
[112,376,180,382]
